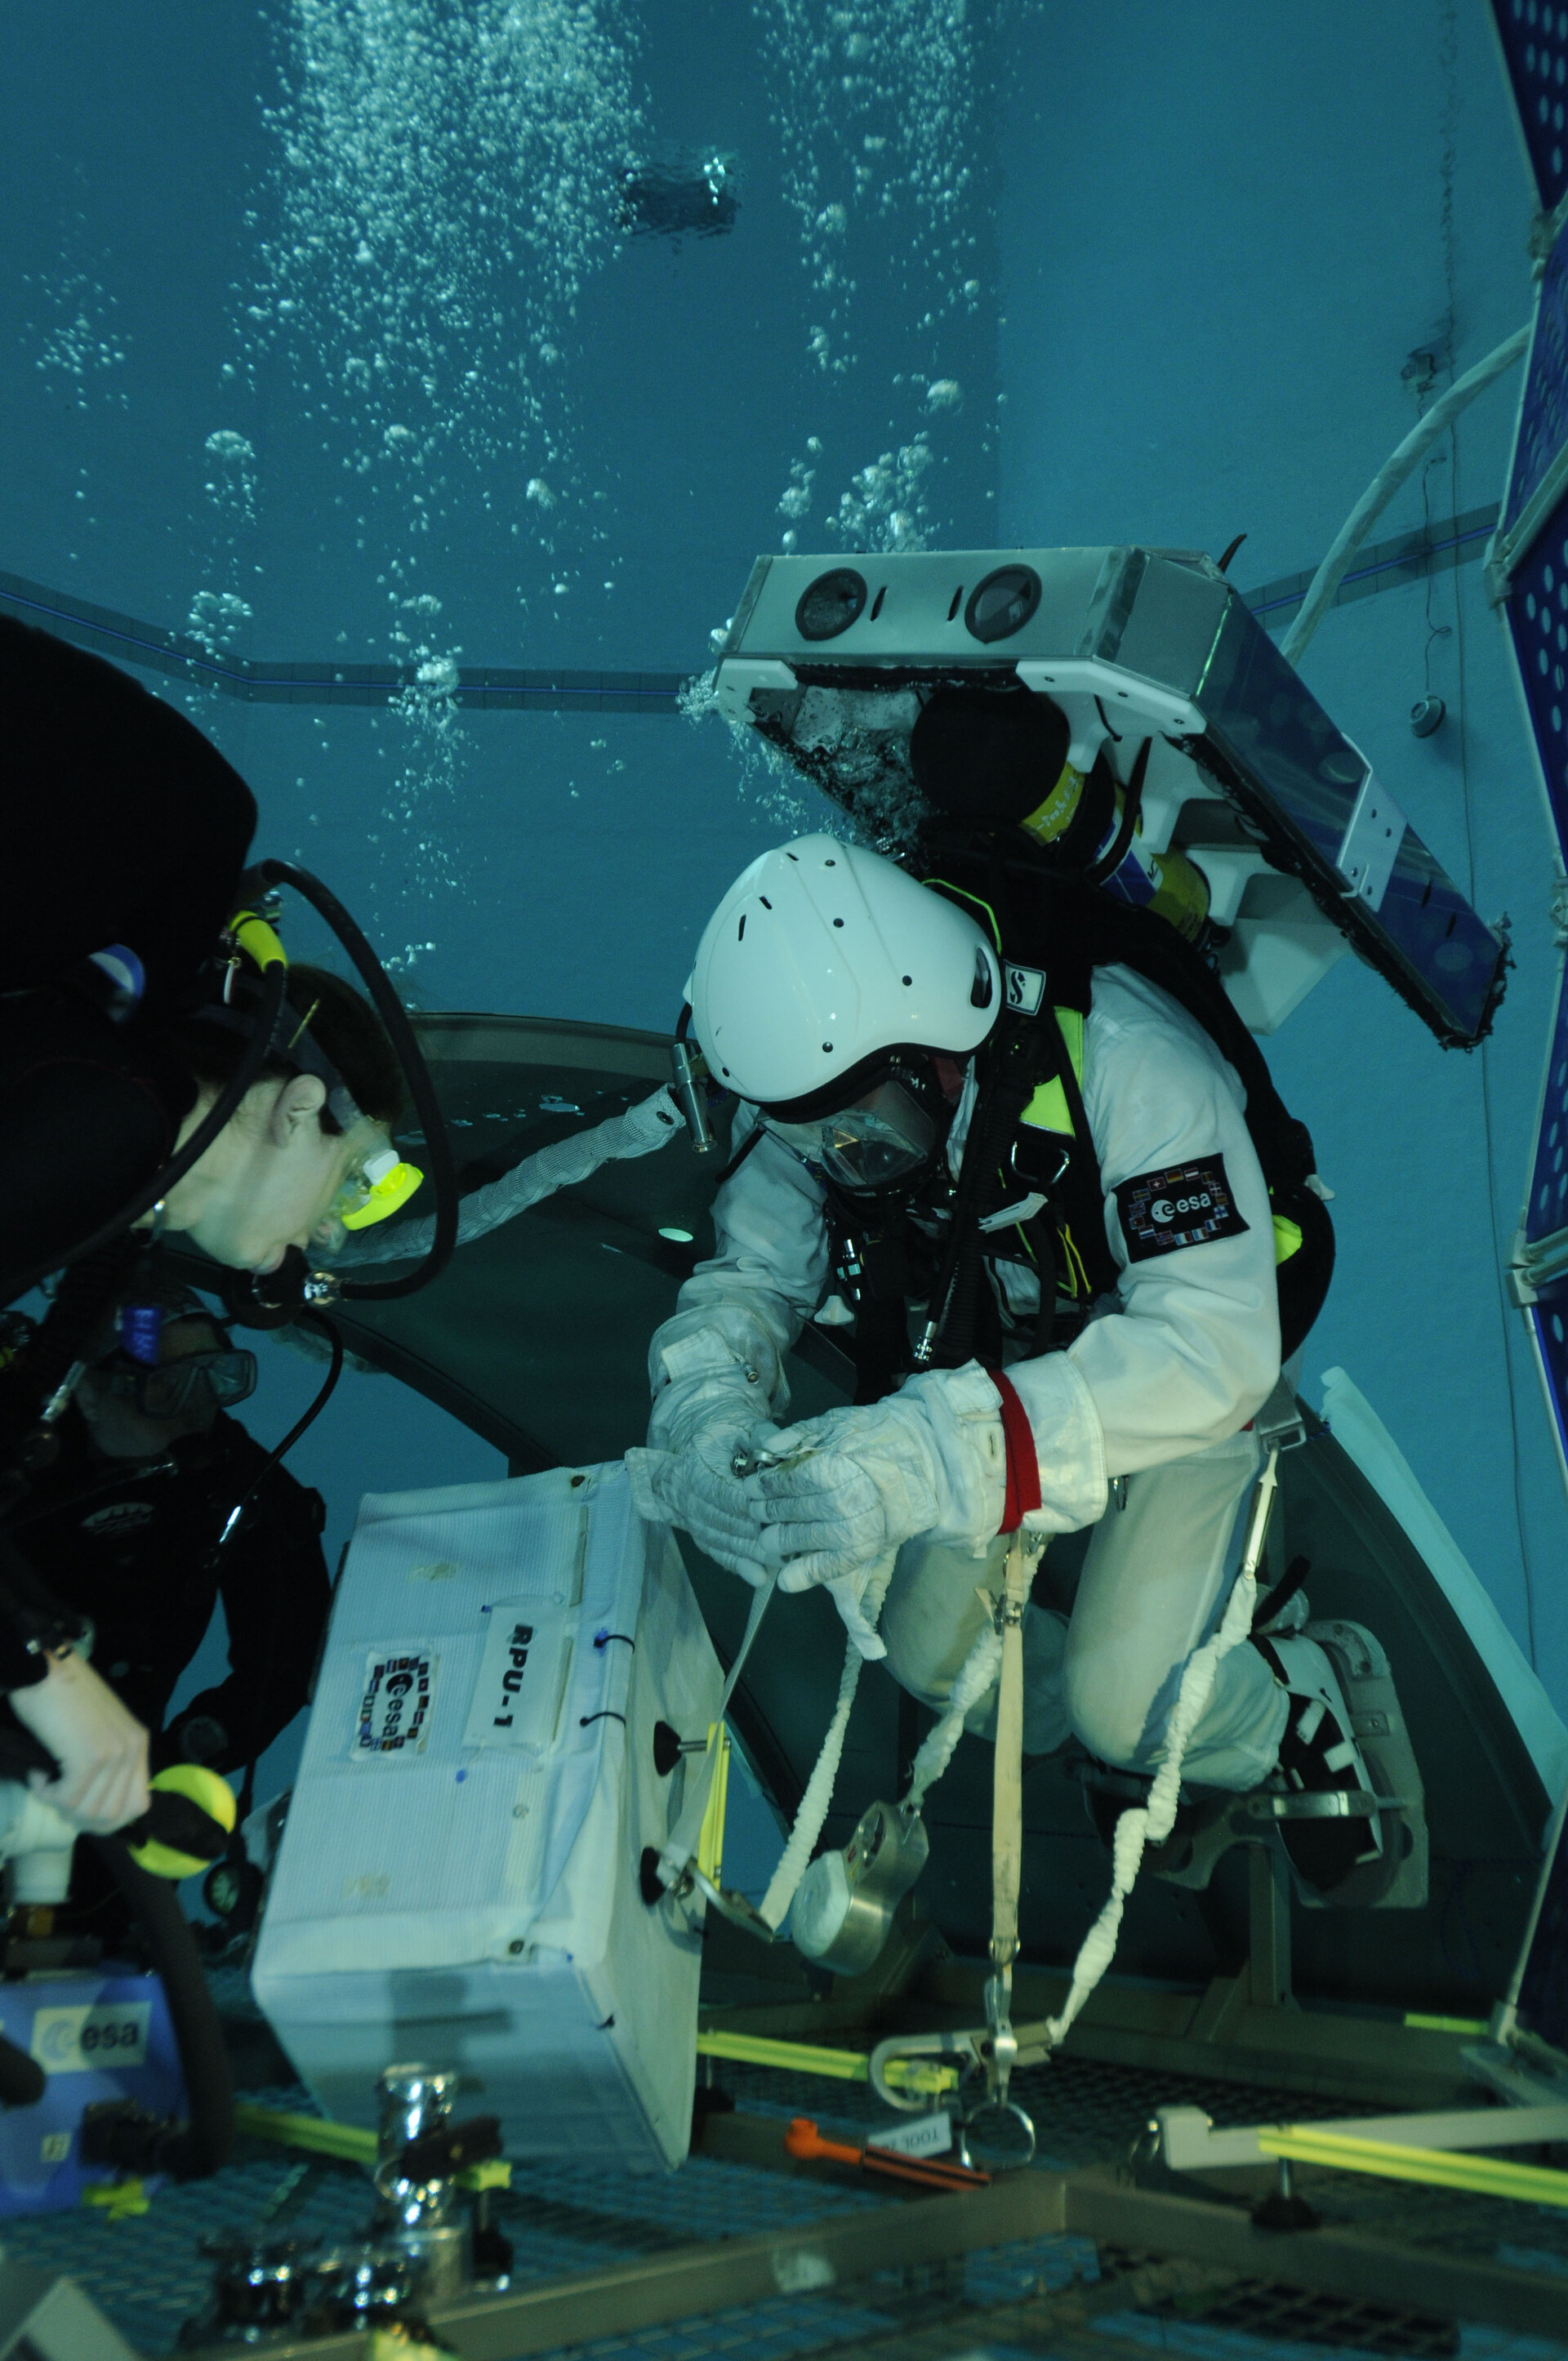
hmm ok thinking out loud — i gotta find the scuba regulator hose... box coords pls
[253,861,458,1307]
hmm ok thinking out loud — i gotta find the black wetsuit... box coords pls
[0,613,256,1305]
[11,1412,331,1776]
[0,615,256,1693]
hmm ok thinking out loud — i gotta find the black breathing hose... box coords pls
[920,1025,1034,1368]
[87,1832,234,2177]
[4,962,289,1310]
[0,2035,44,2109]
[211,1313,343,1566]
[257,862,457,1303]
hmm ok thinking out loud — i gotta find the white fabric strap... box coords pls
[990,1537,1033,1973]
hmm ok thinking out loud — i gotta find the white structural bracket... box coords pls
[1158,2098,1568,2174]
[1334,770,1407,912]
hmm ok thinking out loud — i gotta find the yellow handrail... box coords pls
[1260,2127,1568,2210]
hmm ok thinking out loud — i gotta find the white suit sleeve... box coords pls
[1007,965,1281,1512]
[646,1107,831,1450]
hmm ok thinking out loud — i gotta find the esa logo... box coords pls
[1151,1191,1213,1223]
[1114,1156,1248,1265]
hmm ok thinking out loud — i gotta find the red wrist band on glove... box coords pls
[987,1368,1042,1533]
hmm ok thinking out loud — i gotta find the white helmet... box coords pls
[686,835,1000,1107]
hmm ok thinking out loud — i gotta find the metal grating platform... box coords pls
[0,2048,1562,2359]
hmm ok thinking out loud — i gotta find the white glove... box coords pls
[627,1420,784,1584]
[744,1362,1008,1593]
[10,1649,151,1835]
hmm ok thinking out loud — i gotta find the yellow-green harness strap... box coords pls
[1017,1005,1300,1270]
[1019,1007,1084,1139]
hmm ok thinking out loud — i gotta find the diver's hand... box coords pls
[627,1423,784,1585]
[9,1650,151,1835]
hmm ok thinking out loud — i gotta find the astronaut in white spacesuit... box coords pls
[630,835,1379,1895]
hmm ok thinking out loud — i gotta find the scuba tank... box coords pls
[909,683,1211,943]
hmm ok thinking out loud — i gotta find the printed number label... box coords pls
[463,1598,569,1753]
[31,2002,151,2075]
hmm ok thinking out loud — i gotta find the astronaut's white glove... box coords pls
[627,1420,784,1584]
[745,1363,1007,1598]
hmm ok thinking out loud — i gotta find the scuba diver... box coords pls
[630,827,1394,1900]
[618,150,738,239]
[10,1278,331,1781]
[0,615,424,1841]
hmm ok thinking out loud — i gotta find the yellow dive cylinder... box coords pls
[1018,760,1210,943]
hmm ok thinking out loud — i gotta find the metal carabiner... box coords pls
[868,2026,983,2114]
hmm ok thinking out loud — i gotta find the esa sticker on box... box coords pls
[354,1650,437,1759]
[31,2001,150,2075]
[463,1600,569,1752]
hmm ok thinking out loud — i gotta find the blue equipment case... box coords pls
[0,1967,184,2216]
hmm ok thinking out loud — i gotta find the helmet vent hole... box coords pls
[832,917,844,928]
[947,586,964,621]
[870,586,886,620]
[759,895,773,911]
[902,974,913,986]
[737,915,746,941]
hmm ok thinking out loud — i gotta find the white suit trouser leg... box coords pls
[878,1427,1288,1793]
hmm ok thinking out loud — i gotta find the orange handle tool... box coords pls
[786,2117,863,2166]
[784,2118,989,2190]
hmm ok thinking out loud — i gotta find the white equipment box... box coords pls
[252,1463,721,2172]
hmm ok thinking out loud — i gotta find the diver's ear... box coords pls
[268,1071,328,1143]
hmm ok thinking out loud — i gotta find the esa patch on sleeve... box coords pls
[1114,1157,1250,1263]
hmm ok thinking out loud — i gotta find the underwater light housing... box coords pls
[713,547,1508,1046]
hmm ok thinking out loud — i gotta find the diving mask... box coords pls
[98,1346,259,1419]
[763,1067,945,1195]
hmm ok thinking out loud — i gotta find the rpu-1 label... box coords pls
[463,1598,568,1753]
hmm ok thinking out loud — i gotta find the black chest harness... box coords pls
[821,858,1334,1408]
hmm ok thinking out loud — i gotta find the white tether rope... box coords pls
[1040,1446,1281,2053]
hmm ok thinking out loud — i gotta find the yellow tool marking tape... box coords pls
[696,2031,957,2093]
[1402,2013,1488,2037]
[236,2103,376,2167]
[83,2176,149,2221]
[1260,2128,1568,2210]
[697,1724,730,1886]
